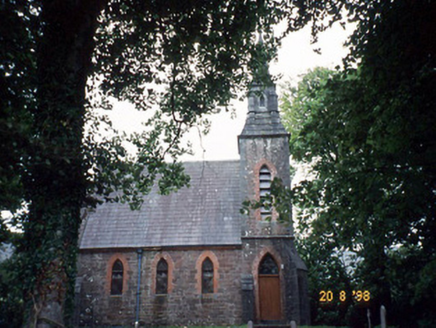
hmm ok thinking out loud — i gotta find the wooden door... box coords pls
[259,274,281,320]
[258,254,282,321]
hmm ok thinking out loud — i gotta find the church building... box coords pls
[75,64,310,326]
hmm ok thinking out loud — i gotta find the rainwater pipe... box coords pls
[135,248,143,328]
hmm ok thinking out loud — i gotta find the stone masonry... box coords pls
[75,55,310,326]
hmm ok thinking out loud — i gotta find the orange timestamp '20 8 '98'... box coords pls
[319,290,370,303]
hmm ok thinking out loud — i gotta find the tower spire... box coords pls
[238,32,287,138]
[253,29,271,85]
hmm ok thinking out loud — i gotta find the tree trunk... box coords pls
[23,1,106,327]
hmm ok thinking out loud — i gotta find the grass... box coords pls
[87,326,349,328]
[81,325,397,328]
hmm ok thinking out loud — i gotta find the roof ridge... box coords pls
[182,159,240,164]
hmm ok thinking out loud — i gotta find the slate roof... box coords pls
[241,110,288,136]
[240,83,288,137]
[79,160,242,249]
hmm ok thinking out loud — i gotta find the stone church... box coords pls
[75,66,310,326]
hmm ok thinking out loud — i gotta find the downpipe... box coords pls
[135,248,143,327]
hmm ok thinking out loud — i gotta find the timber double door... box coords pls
[258,254,282,321]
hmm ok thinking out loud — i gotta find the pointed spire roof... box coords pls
[239,34,288,138]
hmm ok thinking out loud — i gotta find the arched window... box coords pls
[156,258,168,294]
[259,94,266,108]
[259,254,279,275]
[259,165,272,219]
[202,258,214,294]
[110,260,123,295]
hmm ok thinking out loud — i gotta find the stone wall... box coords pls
[76,247,244,327]
[240,237,309,325]
[238,135,293,237]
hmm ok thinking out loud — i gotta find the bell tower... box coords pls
[238,37,310,325]
[238,60,292,237]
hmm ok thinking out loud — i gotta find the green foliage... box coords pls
[295,230,354,326]
[0,0,36,214]
[0,236,23,328]
[241,177,293,224]
[2,0,434,326]
[281,2,436,327]
[1,0,332,326]
[281,67,335,146]
[0,257,23,328]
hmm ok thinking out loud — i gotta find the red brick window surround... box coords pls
[253,248,283,284]
[195,251,219,294]
[151,252,174,294]
[106,254,129,296]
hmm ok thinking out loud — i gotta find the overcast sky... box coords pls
[1,22,354,224]
[106,22,354,162]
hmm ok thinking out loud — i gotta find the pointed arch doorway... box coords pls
[258,254,282,321]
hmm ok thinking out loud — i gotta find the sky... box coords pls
[105,22,354,162]
[2,21,354,225]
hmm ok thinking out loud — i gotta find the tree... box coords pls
[281,68,360,326]
[0,232,23,328]
[1,1,306,327]
[281,2,436,326]
[295,225,354,326]
[3,0,434,327]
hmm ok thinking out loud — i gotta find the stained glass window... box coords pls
[202,258,214,294]
[156,258,168,294]
[259,254,279,275]
[110,260,123,295]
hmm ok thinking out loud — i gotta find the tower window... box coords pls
[110,260,123,295]
[156,258,168,294]
[202,258,214,294]
[259,165,272,219]
[259,94,266,108]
